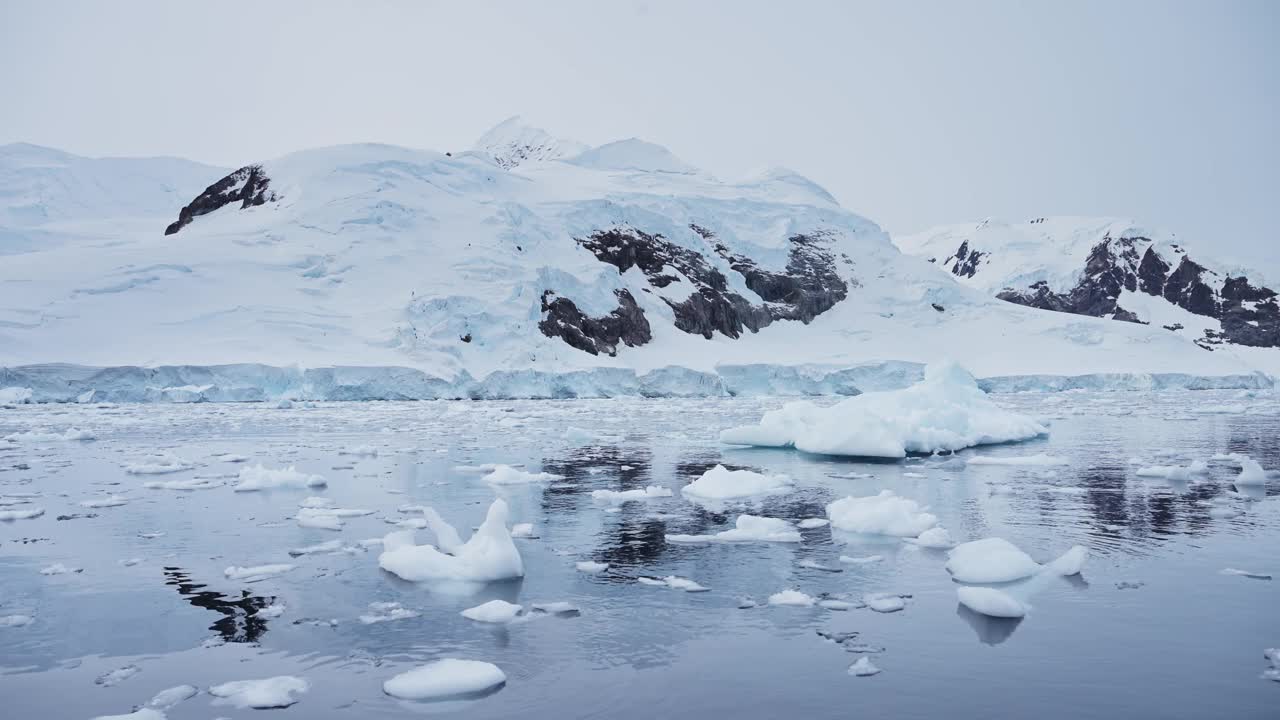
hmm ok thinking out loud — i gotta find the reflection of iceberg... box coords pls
[957,604,1024,646]
[720,363,1047,458]
[379,499,524,583]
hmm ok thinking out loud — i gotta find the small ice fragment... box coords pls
[0,614,34,627]
[378,499,524,583]
[460,600,523,623]
[798,559,843,573]
[910,527,955,549]
[530,602,579,616]
[945,538,1042,583]
[209,676,308,709]
[819,599,856,611]
[826,490,938,537]
[864,593,906,613]
[680,465,794,502]
[288,539,345,557]
[1222,568,1272,580]
[258,604,286,618]
[95,665,140,686]
[149,684,198,709]
[1044,545,1089,576]
[482,465,564,485]
[666,515,801,543]
[382,659,506,701]
[233,465,326,491]
[767,589,815,607]
[510,523,536,538]
[839,554,883,565]
[1233,455,1268,486]
[848,656,881,677]
[590,486,672,506]
[798,518,829,529]
[0,507,45,521]
[576,561,609,574]
[339,445,378,457]
[223,564,294,582]
[957,586,1028,618]
[80,495,129,508]
[119,558,142,567]
[91,709,165,720]
[40,562,81,575]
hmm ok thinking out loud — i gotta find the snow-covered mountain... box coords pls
[896,217,1279,352]
[1,123,1277,401]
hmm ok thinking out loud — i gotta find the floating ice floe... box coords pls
[383,659,506,701]
[826,490,938,538]
[3,428,95,442]
[482,465,564,485]
[214,453,249,463]
[839,554,883,565]
[637,576,709,592]
[510,523,536,538]
[148,685,198,709]
[818,599,856,610]
[0,387,33,404]
[680,465,794,503]
[360,601,421,624]
[223,564,294,582]
[0,614,34,627]
[95,665,140,686]
[288,539,346,556]
[864,593,907,613]
[576,560,609,574]
[339,445,378,457]
[564,426,623,443]
[1231,455,1268,486]
[945,538,1088,583]
[966,454,1067,467]
[0,507,45,521]
[591,486,672,506]
[767,589,816,607]
[1135,461,1209,481]
[666,514,801,543]
[1221,568,1272,580]
[798,559,843,573]
[40,563,82,575]
[798,518,829,529]
[234,465,326,491]
[209,676,309,709]
[719,362,1046,458]
[296,504,374,530]
[1264,648,1280,683]
[80,495,129,508]
[379,498,524,583]
[91,709,165,720]
[909,526,955,549]
[848,657,881,677]
[125,454,195,475]
[258,603,286,618]
[957,586,1028,618]
[461,599,523,623]
[144,477,221,490]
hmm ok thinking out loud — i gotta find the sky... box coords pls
[3,0,1277,270]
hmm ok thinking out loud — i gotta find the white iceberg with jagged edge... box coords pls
[720,362,1048,458]
[379,498,524,583]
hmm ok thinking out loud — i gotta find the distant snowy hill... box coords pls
[897,217,1279,351]
[1,124,1277,401]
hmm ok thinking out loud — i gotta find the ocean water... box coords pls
[1,390,1277,719]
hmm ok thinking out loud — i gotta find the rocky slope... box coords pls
[897,217,1279,350]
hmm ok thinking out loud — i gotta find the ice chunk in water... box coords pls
[461,599,523,623]
[0,507,45,520]
[223,564,294,582]
[1232,455,1268,486]
[945,538,1042,583]
[482,465,564,485]
[209,676,309,708]
[148,684,198,709]
[0,614,34,627]
[80,495,128,508]
[909,526,955,549]
[234,465,326,491]
[379,499,524,583]
[720,362,1046,458]
[767,589,815,607]
[576,561,609,574]
[91,710,165,720]
[510,523,537,538]
[40,563,81,575]
[95,665,140,686]
[1221,568,1272,580]
[848,656,882,677]
[666,515,800,543]
[864,593,907,613]
[957,586,1028,618]
[591,486,673,505]
[382,659,506,701]
[839,554,883,565]
[680,465,794,502]
[798,518,829,529]
[826,490,938,537]
[1044,545,1089,576]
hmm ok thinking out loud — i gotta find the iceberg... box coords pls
[957,586,1028,618]
[720,362,1047,458]
[378,498,524,583]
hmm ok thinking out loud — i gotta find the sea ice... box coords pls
[1221,568,1272,580]
[864,593,907,613]
[767,589,815,606]
[0,507,44,520]
[530,602,580,616]
[288,539,346,557]
[680,465,794,502]
[91,710,165,720]
[798,518,830,529]
[4,427,95,442]
[95,665,140,686]
[637,576,708,592]
[945,538,1042,583]
[80,495,128,508]
[125,454,195,475]
[0,614,34,627]
[148,685,198,709]
[957,586,1028,618]
[666,514,801,543]
[826,490,938,537]
[209,676,309,709]
[510,523,536,538]
[460,599,523,623]
[1135,461,1209,481]
[576,560,609,574]
[482,465,564,485]
[910,527,955,548]
[564,426,623,443]
[1044,545,1089,576]
[40,563,81,575]
[839,554,883,565]
[1233,456,1268,486]
[848,657,881,677]
[339,445,378,457]
[234,465,326,491]
[144,478,221,490]
[382,659,506,701]
[223,564,294,582]
[720,362,1046,458]
[378,498,524,582]
[591,486,673,505]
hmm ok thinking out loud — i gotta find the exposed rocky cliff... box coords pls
[164,164,274,235]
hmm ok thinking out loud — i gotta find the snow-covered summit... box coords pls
[473,116,588,170]
[566,138,698,175]
[897,216,1279,350]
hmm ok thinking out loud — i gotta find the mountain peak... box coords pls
[473,116,587,170]
[566,138,697,174]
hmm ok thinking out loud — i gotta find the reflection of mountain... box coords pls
[163,567,276,643]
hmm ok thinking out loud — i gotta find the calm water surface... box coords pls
[1,391,1277,719]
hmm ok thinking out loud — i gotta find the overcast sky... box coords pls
[4,0,1277,270]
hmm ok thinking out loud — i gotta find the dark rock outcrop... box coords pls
[962,234,1280,348]
[164,165,274,235]
[943,240,987,278]
[538,289,651,356]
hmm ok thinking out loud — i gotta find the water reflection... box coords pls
[957,604,1023,645]
[163,567,276,643]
